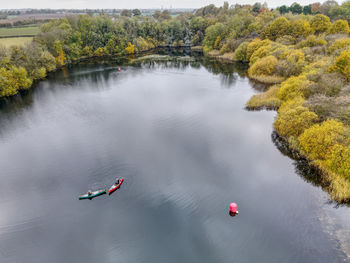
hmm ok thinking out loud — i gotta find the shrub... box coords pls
[249,44,272,65]
[135,37,155,52]
[262,17,291,41]
[248,55,277,76]
[289,19,312,39]
[306,72,346,96]
[220,38,241,54]
[276,35,296,45]
[331,49,350,81]
[328,20,350,35]
[125,42,135,54]
[93,47,104,57]
[82,46,93,57]
[307,95,350,124]
[296,35,327,48]
[234,41,249,62]
[275,59,303,77]
[310,14,332,34]
[327,38,350,54]
[327,144,350,179]
[278,75,313,101]
[274,102,318,137]
[299,119,346,160]
[246,39,271,61]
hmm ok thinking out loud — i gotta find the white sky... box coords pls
[0,0,332,10]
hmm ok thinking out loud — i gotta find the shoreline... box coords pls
[2,48,350,205]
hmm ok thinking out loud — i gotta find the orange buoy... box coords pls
[229,203,239,216]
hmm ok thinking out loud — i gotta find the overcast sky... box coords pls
[2,0,323,10]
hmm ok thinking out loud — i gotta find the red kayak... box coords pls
[108,178,124,195]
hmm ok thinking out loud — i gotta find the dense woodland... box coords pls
[2,1,350,202]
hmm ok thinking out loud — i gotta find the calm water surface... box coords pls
[0,56,349,263]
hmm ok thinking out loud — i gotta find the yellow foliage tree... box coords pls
[56,49,66,67]
[0,66,32,97]
[93,47,104,57]
[331,49,350,81]
[82,46,93,57]
[299,119,346,160]
[125,42,135,54]
[214,36,221,49]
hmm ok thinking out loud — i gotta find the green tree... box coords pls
[203,23,226,52]
[234,41,249,62]
[278,5,289,14]
[290,3,303,14]
[120,9,132,17]
[303,5,312,15]
[132,9,141,16]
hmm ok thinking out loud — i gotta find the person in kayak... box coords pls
[87,190,92,196]
[116,179,120,185]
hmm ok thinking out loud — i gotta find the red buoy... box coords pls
[117,67,121,71]
[230,203,238,214]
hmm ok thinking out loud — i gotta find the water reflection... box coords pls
[272,131,349,207]
[0,54,248,137]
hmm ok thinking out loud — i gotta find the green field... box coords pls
[0,26,40,37]
[0,37,33,47]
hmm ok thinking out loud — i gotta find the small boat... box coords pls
[108,178,124,195]
[79,189,106,200]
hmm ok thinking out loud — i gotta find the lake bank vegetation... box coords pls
[1,1,350,202]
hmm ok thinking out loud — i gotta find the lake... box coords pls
[0,54,349,263]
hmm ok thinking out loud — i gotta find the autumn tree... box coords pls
[125,42,135,54]
[262,17,291,41]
